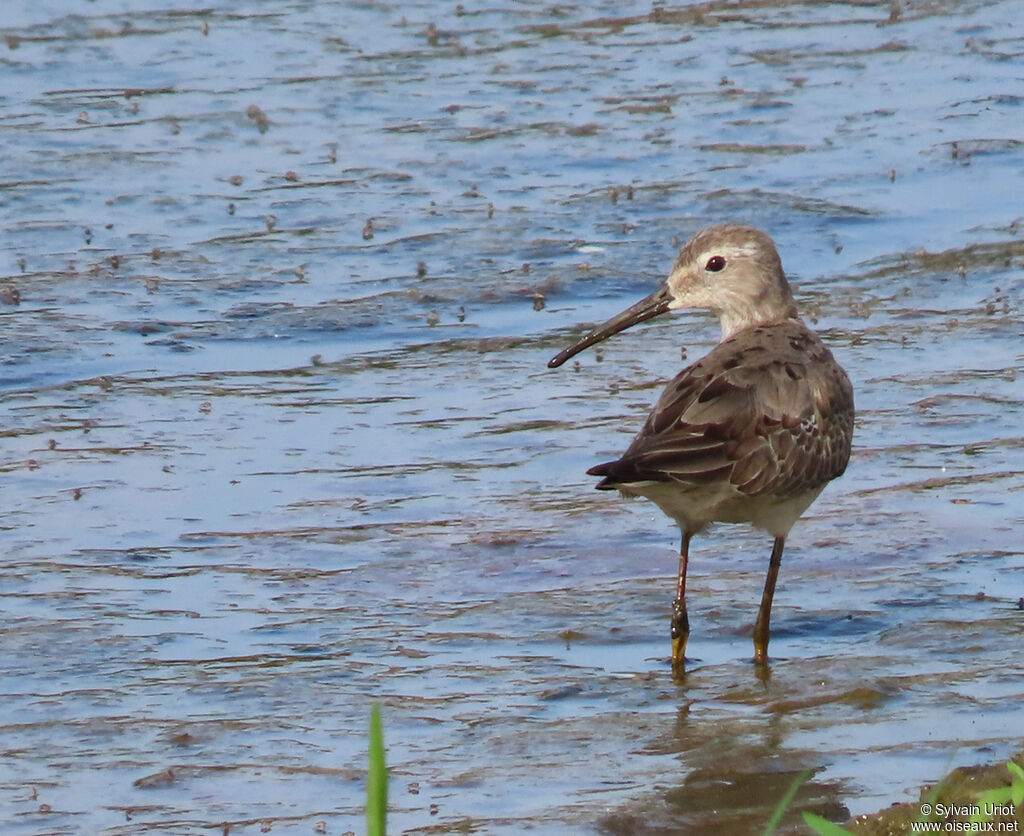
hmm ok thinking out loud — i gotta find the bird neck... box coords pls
[717,294,799,341]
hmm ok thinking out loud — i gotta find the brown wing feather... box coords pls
[588,321,854,498]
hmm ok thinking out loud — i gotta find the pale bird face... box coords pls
[664,225,786,315]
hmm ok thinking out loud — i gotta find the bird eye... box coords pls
[705,255,726,272]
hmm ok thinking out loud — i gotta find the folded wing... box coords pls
[588,322,854,500]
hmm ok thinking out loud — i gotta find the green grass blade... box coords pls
[763,769,812,835]
[802,811,855,835]
[1008,762,1024,806]
[367,704,387,836]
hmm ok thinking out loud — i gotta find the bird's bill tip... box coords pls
[547,284,673,368]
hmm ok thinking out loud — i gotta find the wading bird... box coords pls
[548,224,853,672]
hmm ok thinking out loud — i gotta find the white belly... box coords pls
[616,480,825,538]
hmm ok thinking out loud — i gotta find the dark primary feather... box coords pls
[587,320,854,499]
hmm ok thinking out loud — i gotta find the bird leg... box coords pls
[671,532,692,675]
[753,536,785,664]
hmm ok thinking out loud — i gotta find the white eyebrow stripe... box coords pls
[698,243,759,262]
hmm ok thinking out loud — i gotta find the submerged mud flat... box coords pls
[1,1,1023,834]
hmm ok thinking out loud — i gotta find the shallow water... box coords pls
[1,1,1023,834]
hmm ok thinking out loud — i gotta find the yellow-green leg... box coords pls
[671,532,692,676]
[753,536,785,665]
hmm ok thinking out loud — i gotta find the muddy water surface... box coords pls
[1,2,1023,835]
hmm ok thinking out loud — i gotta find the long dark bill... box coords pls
[548,284,673,369]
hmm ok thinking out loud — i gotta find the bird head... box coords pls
[548,224,797,369]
